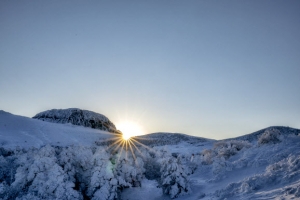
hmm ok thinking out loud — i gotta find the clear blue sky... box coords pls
[1,0,300,139]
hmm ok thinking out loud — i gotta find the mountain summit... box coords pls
[33,108,119,133]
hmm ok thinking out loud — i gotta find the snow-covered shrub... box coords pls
[0,156,11,186]
[200,140,251,166]
[215,154,300,199]
[160,156,191,198]
[179,155,197,175]
[0,141,150,200]
[87,147,120,200]
[285,185,300,197]
[58,145,94,195]
[212,157,233,176]
[201,149,216,165]
[0,147,12,157]
[11,145,81,200]
[112,150,145,188]
[213,140,252,160]
[144,151,161,180]
[258,128,281,145]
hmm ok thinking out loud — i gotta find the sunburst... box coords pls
[116,121,145,140]
[99,123,155,166]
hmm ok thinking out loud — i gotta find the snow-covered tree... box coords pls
[160,156,191,198]
[0,140,150,200]
[87,147,120,200]
[11,145,81,199]
[111,148,145,188]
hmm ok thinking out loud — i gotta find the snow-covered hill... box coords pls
[33,108,119,133]
[0,110,300,200]
[227,126,300,143]
[0,110,116,149]
[135,132,214,146]
[123,127,300,200]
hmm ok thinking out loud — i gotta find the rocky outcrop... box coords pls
[33,108,120,133]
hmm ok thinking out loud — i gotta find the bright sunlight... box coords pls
[116,121,145,140]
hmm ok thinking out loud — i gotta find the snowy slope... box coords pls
[122,127,300,200]
[0,110,115,149]
[33,108,119,133]
[1,110,300,200]
[134,132,215,157]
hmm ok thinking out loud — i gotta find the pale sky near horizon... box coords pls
[1,0,300,139]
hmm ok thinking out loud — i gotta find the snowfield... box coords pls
[0,110,300,200]
[0,110,115,149]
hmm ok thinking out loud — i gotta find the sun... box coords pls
[116,121,145,140]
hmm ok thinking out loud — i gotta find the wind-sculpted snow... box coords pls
[33,108,119,133]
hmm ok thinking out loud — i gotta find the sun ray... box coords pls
[130,137,157,153]
[128,140,137,161]
[128,140,144,169]
[116,140,126,164]
[106,138,123,150]
[128,139,144,157]
[102,136,121,144]
[128,139,142,157]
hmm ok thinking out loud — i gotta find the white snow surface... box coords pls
[1,110,300,200]
[0,110,115,149]
[123,128,300,200]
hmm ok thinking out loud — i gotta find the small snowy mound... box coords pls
[33,108,119,133]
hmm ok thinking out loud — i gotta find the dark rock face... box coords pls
[33,108,120,133]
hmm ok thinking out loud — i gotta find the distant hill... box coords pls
[132,126,300,148]
[226,126,300,143]
[33,108,120,133]
[134,132,215,147]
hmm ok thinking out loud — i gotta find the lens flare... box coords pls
[117,121,144,140]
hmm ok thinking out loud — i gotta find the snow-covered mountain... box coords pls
[0,110,116,149]
[0,110,300,200]
[33,108,120,133]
